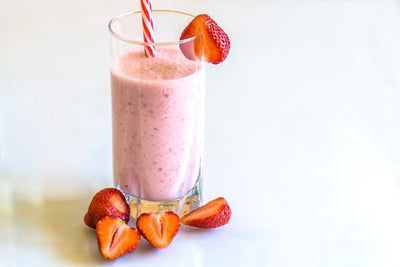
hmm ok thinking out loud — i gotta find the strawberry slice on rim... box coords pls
[136,211,180,248]
[180,14,231,64]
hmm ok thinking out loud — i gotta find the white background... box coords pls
[2,0,400,266]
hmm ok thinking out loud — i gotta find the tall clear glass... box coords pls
[109,10,205,218]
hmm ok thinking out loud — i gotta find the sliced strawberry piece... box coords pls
[181,197,231,228]
[96,216,140,260]
[136,212,180,248]
[84,188,130,229]
[180,14,230,64]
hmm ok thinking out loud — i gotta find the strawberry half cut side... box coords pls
[136,212,181,248]
[96,216,141,260]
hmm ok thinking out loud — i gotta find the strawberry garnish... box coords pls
[181,197,231,228]
[96,216,140,260]
[180,14,230,64]
[84,188,130,229]
[136,212,180,248]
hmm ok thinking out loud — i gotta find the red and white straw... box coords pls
[141,0,155,57]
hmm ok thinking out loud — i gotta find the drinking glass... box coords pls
[109,10,205,218]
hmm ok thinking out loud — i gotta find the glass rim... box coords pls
[108,9,196,46]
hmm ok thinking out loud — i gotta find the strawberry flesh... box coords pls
[180,14,230,64]
[181,197,231,228]
[84,188,130,229]
[96,216,140,260]
[136,212,180,248]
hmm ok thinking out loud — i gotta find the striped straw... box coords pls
[141,0,155,57]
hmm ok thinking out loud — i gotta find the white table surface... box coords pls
[2,0,400,266]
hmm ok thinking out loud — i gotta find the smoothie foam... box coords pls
[111,46,204,201]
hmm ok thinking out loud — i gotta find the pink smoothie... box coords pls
[111,47,205,201]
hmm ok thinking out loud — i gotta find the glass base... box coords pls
[120,178,202,219]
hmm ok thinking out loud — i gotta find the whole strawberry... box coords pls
[84,188,130,229]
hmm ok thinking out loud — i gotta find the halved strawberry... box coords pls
[84,188,130,229]
[181,197,231,228]
[136,212,180,248]
[180,14,230,64]
[96,216,140,260]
